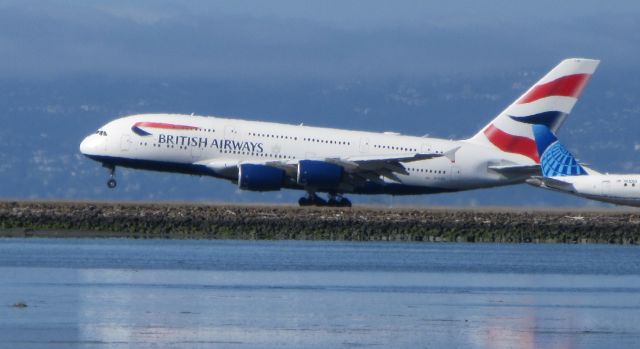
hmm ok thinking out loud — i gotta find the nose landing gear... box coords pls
[105,165,117,189]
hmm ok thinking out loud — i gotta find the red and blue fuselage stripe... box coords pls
[132,122,199,136]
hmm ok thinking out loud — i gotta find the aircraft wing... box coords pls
[526,176,576,192]
[198,147,460,184]
[327,147,460,183]
[262,150,455,184]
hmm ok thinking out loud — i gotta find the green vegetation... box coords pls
[0,201,639,244]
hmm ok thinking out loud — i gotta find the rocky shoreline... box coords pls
[0,200,639,244]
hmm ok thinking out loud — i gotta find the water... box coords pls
[0,239,639,348]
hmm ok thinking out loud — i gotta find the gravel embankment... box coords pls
[0,201,639,244]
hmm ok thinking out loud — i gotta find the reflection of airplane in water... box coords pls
[528,124,640,207]
[80,58,599,206]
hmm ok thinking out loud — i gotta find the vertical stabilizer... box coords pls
[468,58,599,163]
[532,124,587,177]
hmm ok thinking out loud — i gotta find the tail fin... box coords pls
[468,58,599,163]
[532,124,587,177]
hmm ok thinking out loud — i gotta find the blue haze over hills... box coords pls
[1,0,640,206]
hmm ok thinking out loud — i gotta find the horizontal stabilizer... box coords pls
[526,176,576,192]
[488,164,541,176]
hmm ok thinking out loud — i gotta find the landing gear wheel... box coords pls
[338,198,352,207]
[327,194,352,207]
[298,197,312,206]
[104,164,117,189]
[312,195,327,207]
[298,193,327,207]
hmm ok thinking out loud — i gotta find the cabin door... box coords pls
[450,165,461,180]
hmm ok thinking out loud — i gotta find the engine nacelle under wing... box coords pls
[238,164,285,191]
[297,160,344,189]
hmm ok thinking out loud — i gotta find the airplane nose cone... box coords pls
[80,134,103,156]
[80,137,88,154]
[79,136,91,155]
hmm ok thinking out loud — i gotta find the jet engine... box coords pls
[238,164,285,191]
[297,160,344,189]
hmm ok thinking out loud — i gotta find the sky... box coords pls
[1,0,639,79]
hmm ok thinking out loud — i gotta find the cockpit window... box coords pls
[94,130,108,136]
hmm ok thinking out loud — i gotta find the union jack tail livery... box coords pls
[468,58,600,163]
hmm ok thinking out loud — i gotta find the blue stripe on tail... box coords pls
[509,111,568,130]
[532,124,587,177]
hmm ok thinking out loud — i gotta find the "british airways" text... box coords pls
[158,134,264,153]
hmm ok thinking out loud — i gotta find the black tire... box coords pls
[107,179,117,189]
[339,198,352,207]
[298,197,311,206]
[327,198,339,207]
[312,196,327,207]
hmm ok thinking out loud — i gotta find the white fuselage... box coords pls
[80,113,535,195]
[547,174,640,207]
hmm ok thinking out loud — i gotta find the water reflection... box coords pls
[59,269,640,348]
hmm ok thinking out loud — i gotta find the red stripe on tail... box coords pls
[484,124,539,163]
[517,73,591,104]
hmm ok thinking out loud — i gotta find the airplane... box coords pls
[527,124,640,207]
[80,58,599,207]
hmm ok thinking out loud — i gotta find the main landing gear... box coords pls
[298,193,352,207]
[105,164,117,189]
